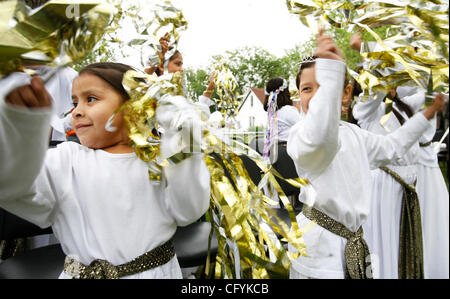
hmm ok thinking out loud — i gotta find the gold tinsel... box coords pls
[286,0,449,100]
[121,69,312,278]
[0,0,116,77]
[209,61,242,125]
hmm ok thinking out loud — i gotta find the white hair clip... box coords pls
[278,79,288,92]
[265,79,288,95]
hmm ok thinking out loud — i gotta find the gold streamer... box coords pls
[111,1,313,279]
[121,68,312,278]
[210,61,242,127]
[0,0,116,76]
[287,0,449,101]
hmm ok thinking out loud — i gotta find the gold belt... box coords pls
[380,166,424,279]
[302,206,372,279]
[64,239,175,279]
[419,141,432,147]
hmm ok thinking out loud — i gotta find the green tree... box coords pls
[210,47,287,94]
[278,39,316,80]
[73,41,115,72]
[184,68,210,100]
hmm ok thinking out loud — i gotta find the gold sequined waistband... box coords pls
[302,206,372,279]
[419,141,432,147]
[64,238,175,279]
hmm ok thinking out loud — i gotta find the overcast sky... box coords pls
[169,0,313,69]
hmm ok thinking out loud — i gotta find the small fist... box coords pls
[350,33,362,52]
[5,76,52,108]
[431,93,448,113]
[314,29,344,62]
[159,32,171,54]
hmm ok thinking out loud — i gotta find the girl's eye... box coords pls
[301,87,311,93]
[72,102,78,108]
[87,96,97,103]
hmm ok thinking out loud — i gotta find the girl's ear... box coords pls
[342,84,353,106]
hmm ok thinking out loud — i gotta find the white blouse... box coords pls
[276,105,300,142]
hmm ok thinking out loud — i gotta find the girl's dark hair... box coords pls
[78,62,134,101]
[263,78,292,111]
[154,50,182,76]
[170,50,181,62]
[296,56,317,90]
[347,77,361,125]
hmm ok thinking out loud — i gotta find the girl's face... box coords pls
[167,53,183,73]
[71,73,128,151]
[298,66,319,114]
[298,65,352,115]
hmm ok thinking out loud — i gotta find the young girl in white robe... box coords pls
[287,30,447,279]
[396,87,449,279]
[352,86,423,279]
[351,33,449,279]
[0,62,211,279]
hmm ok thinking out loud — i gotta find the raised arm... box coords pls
[287,31,347,175]
[0,75,58,227]
[352,90,388,129]
[364,93,447,168]
[1,76,52,199]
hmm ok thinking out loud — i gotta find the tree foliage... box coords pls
[73,41,115,72]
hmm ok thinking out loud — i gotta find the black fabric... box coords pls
[239,155,263,186]
[0,208,52,240]
[173,222,218,268]
[0,244,65,279]
[271,143,300,197]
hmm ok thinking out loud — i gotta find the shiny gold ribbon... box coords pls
[286,0,449,101]
[210,61,241,124]
[121,67,312,278]
[203,134,311,278]
[380,166,424,279]
[0,0,115,76]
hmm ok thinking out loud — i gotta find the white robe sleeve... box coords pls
[352,90,387,129]
[193,95,214,120]
[361,112,432,169]
[157,95,211,226]
[287,59,346,176]
[0,83,56,228]
[400,90,426,114]
[163,154,211,227]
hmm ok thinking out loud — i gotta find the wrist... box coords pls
[423,106,436,120]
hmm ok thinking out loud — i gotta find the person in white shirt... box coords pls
[44,67,78,142]
[287,30,447,279]
[412,91,449,279]
[351,33,449,279]
[0,62,210,279]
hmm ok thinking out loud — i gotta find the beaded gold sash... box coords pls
[64,238,175,279]
[380,166,424,279]
[302,206,373,279]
